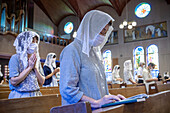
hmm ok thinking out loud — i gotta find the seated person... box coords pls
[112,65,123,84]
[124,60,136,84]
[43,53,60,87]
[164,72,169,80]
[142,63,158,93]
[164,72,170,82]
[157,73,162,81]
[137,62,145,83]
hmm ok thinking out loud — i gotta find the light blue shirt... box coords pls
[59,39,109,105]
[9,54,44,92]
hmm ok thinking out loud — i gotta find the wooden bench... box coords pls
[50,102,92,113]
[48,90,170,113]
[0,88,10,91]
[93,90,170,113]
[0,88,60,99]
[109,86,146,98]
[148,83,170,94]
[0,85,9,88]
[157,84,170,92]
[0,94,61,113]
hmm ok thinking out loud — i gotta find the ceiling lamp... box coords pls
[119,21,137,29]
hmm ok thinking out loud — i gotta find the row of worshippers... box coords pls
[112,61,170,85]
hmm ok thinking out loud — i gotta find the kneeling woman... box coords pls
[8,31,45,99]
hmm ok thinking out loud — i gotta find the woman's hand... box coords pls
[94,95,121,108]
[28,53,37,69]
[117,94,126,100]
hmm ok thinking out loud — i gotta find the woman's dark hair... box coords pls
[108,20,112,26]
[148,62,155,67]
[33,36,38,41]
[53,55,56,58]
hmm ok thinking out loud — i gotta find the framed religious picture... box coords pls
[105,30,118,45]
[124,21,167,43]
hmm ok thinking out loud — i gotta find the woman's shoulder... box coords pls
[9,54,18,62]
[61,39,81,56]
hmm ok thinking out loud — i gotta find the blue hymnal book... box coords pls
[101,94,148,108]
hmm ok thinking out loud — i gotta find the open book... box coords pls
[101,94,148,108]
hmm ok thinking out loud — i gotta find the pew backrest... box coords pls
[0,94,61,113]
[50,102,92,113]
[109,86,146,98]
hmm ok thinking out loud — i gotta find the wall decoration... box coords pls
[106,31,118,45]
[64,22,74,34]
[124,21,167,43]
[135,2,151,18]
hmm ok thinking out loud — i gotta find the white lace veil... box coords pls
[13,31,40,72]
[124,60,132,71]
[44,53,56,72]
[112,65,120,76]
[75,10,114,58]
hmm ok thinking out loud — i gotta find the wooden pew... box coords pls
[148,83,158,94]
[0,88,60,99]
[0,85,9,88]
[111,84,121,88]
[0,88,10,91]
[50,102,92,113]
[0,94,61,113]
[40,88,60,95]
[157,84,170,92]
[40,86,59,89]
[0,91,10,99]
[109,86,146,98]
[148,83,170,94]
[93,90,170,113]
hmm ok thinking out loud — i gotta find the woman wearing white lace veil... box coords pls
[124,60,136,84]
[8,31,45,99]
[60,10,125,108]
[112,65,123,84]
[43,53,60,87]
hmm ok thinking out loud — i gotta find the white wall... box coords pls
[100,0,170,79]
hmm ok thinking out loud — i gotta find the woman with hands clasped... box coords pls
[8,31,45,99]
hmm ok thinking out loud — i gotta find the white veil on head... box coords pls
[44,53,56,72]
[124,60,132,71]
[76,10,114,57]
[113,65,120,73]
[13,31,40,72]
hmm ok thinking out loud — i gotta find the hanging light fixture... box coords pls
[119,0,137,29]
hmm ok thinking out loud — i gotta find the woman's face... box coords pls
[32,37,38,43]
[99,24,109,36]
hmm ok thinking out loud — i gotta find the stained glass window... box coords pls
[133,46,145,76]
[103,50,112,81]
[64,22,74,34]
[135,2,151,18]
[147,44,159,78]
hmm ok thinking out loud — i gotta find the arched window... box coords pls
[103,50,112,81]
[147,44,159,78]
[133,46,145,76]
